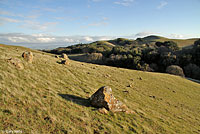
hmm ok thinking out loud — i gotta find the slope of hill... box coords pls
[143,35,199,47]
[0,44,200,134]
[48,35,199,55]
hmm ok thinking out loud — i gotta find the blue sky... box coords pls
[0,0,200,48]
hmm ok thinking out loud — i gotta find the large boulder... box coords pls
[22,51,33,63]
[61,53,69,60]
[166,65,185,77]
[90,86,131,113]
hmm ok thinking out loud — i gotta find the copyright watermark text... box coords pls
[1,130,22,134]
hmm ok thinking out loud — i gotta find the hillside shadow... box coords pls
[68,54,88,63]
[58,94,91,107]
[186,77,200,84]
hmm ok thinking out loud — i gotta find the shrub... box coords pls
[163,41,179,51]
[194,39,200,47]
[166,65,185,77]
[184,64,200,79]
[137,63,153,72]
[150,63,158,72]
[159,52,177,67]
[86,53,103,63]
[193,39,200,66]
[156,41,179,51]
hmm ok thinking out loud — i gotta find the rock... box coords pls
[125,110,134,114]
[149,95,156,99]
[98,108,108,114]
[22,51,33,63]
[61,60,70,65]
[61,53,69,60]
[90,86,130,113]
[127,84,132,88]
[123,90,129,93]
[15,62,24,70]
[8,58,24,70]
[44,116,52,123]
[104,74,111,78]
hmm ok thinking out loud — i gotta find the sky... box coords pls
[0,0,200,49]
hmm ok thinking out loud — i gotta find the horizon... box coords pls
[0,0,200,49]
[1,34,199,50]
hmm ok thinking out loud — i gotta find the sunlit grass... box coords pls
[0,44,200,134]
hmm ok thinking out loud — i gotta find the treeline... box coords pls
[47,38,200,80]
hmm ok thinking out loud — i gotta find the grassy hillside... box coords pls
[143,35,199,47]
[48,35,199,55]
[0,44,200,134]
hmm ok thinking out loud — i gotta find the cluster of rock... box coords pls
[8,51,33,70]
[55,53,70,65]
[90,86,133,114]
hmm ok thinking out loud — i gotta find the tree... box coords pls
[132,56,141,69]
[163,41,179,51]
[159,52,177,67]
[155,41,163,47]
[184,64,200,80]
[193,39,200,66]
[156,41,179,51]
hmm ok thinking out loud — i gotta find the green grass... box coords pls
[0,44,200,134]
[143,35,199,47]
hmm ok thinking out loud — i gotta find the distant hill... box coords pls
[47,35,199,55]
[142,35,199,47]
[46,36,200,81]
[0,44,200,133]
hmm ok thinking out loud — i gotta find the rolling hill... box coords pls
[48,35,199,55]
[142,35,199,47]
[0,44,200,134]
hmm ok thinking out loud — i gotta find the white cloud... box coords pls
[7,37,30,42]
[83,36,94,42]
[21,21,58,31]
[37,37,55,43]
[64,38,74,43]
[0,33,116,49]
[114,0,134,6]
[31,33,48,37]
[157,1,168,9]
[0,9,24,17]
[168,34,199,39]
[88,21,108,26]
[134,32,158,38]
[0,17,21,24]
[26,14,41,19]
[41,7,57,12]
[133,32,199,39]
[0,10,13,16]
[1,32,198,49]
[85,17,109,27]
